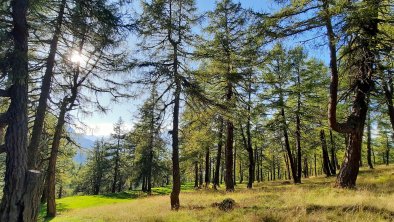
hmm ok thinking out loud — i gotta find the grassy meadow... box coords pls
[42,165,394,222]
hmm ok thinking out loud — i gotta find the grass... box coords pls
[43,165,394,222]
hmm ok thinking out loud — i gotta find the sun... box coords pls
[70,51,86,64]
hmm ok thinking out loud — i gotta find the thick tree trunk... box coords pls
[336,128,364,187]
[0,1,42,221]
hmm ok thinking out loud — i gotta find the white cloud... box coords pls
[75,122,134,137]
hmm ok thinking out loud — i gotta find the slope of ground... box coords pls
[43,165,394,222]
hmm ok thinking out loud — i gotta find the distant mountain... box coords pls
[67,127,97,164]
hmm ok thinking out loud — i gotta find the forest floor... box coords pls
[41,165,394,222]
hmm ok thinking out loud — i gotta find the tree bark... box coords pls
[367,112,373,169]
[46,100,68,217]
[170,75,181,209]
[246,121,254,188]
[213,117,223,189]
[194,161,198,188]
[386,135,390,165]
[233,142,236,185]
[0,1,43,221]
[320,130,333,177]
[111,141,120,193]
[281,106,298,183]
[225,82,234,191]
[382,75,394,132]
[204,147,210,187]
[295,69,302,183]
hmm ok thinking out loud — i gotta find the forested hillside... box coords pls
[0,0,393,221]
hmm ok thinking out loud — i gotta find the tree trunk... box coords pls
[58,183,63,199]
[386,135,390,165]
[194,161,198,188]
[205,147,210,187]
[199,161,203,188]
[281,107,298,183]
[382,75,394,133]
[225,81,234,191]
[170,74,181,209]
[246,78,255,188]
[233,143,236,185]
[320,130,333,177]
[295,71,302,183]
[0,1,42,220]
[314,152,317,176]
[367,112,373,169]
[46,100,68,217]
[246,123,254,188]
[28,0,67,169]
[336,128,365,187]
[213,117,223,189]
[323,0,375,188]
[112,145,120,193]
[256,147,260,182]
[239,160,243,183]
[329,130,340,170]
[284,153,291,180]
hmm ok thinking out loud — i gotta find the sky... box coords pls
[75,0,329,138]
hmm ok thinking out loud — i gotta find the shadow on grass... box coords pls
[100,191,142,199]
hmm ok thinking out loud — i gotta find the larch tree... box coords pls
[263,0,393,188]
[196,0,250,191]
[136,0,198,209]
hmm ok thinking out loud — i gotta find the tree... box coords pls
[130,87,166,194]
[0,0,43,220]
[196,0,251,191]
[45,0,128,216]
[262,43,298,183]
[137,0,198,209]
[264,0,393,188]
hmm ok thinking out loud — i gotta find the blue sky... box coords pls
[76,0,329,137]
